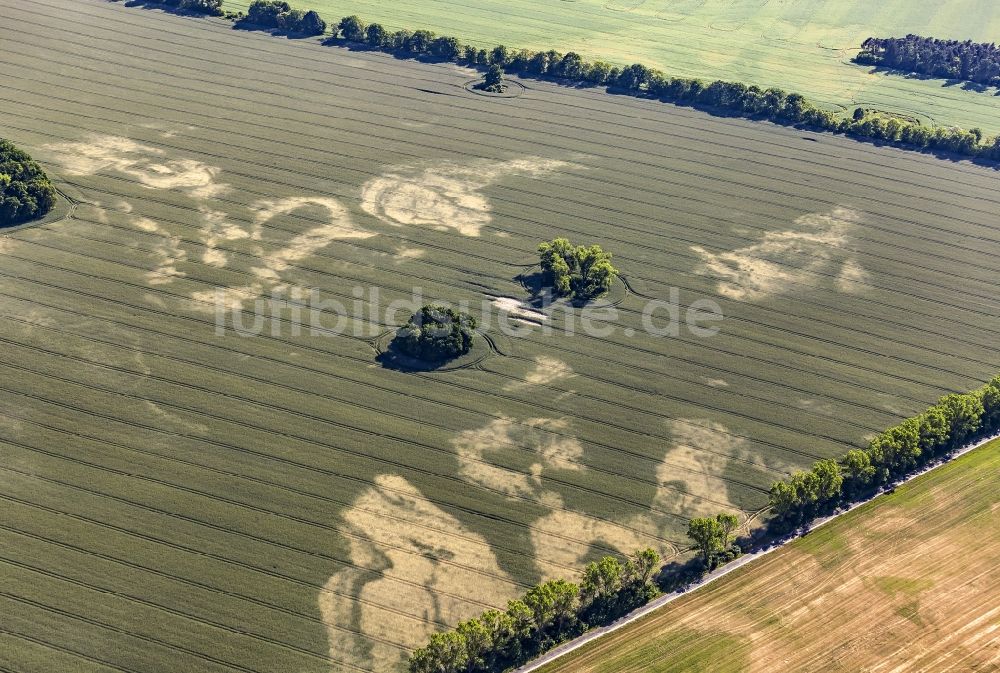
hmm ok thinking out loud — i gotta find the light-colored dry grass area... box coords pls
[541,440,1000,673]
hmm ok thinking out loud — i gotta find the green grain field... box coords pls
[0,1,999,672]
[220,0,1000,135]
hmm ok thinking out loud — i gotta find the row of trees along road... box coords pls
[406,372,1000,671]
[769,375,1000,525]
[408,549,660,673]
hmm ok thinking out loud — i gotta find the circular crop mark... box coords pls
[517,266,629,309]
[605,0,646,11]
[656,0,706,22]
[463,79,526,99]
[374,328,492,372]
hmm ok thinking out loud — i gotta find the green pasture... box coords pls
[221,0,1000,134]
[0,1,998,672]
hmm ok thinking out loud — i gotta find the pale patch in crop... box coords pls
[490,297,550,325]
[836,257,871,293]
[532,492,664,569]
[191,197,373,310]
[798,398,838,417]
[652,418,744,518]
[198,207,253,268]
[132,216,187,286]
[318,474,520,671]
[691,207,867,300]
[42,135,228,199]
[250,197,376,279]
[452,416,585,497]
[702,377,729,388]
[505,356,574,391]
[360,158,573,236]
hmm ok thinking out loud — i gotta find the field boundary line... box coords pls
[515,431,999,672]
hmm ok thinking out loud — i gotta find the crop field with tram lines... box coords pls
[0,1,998,672]
[538,438,1000,673]
[219,0,1000,135]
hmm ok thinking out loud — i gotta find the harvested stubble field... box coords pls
[0,1,999,672]
[539,438,1000,673]
[221,0,1000,135]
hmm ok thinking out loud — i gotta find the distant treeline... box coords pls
[769,375,1000,524]
[0,138,56,227]
[236,0,326,35]
[857,35,1000,89]
[120,0,223,15]
[408,549,661,673]
[324,14,1000,162]
[141,1,1000,163]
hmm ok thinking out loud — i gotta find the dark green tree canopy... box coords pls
[157,0,223,15]
[0,138,56,227]
[538,237,618,301]
[482,64,505,92]
[238,1,325,35]
[394,305,477,362]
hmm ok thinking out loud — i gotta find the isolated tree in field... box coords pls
[483,63,506,92]
[393,305,476,362]
[538,237,619,301]
[338,15,366,42]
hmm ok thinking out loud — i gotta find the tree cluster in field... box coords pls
[394,305,477,362]
[236,1,326,36]
[0,139,56,227]
[408,549,660,673]
[538,238,618,301]
[856,35,1000,89]
[768,375,1000,525]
